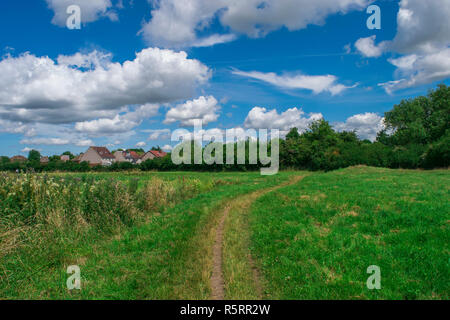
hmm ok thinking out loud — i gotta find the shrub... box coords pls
[422,130,450,168]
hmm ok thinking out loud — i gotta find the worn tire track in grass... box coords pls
[210,175,306,300]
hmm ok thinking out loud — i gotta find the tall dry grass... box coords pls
[0,173,214,258]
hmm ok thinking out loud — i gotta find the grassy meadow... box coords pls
[0,167,448,299]
[246,167,449,299]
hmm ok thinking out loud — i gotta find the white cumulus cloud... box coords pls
[75,104,160,136]
[75,139,94,147]
[21,147,33,153]
[354,0,450,92]
[355,35,387,58]
[392,0,450,55]
[142,0,372,47]
[164,96,221,126]
[45,0,118,26]
[333,112,385,141]
[0,119,35,136]
[244,106,323,134]
[161,144,173,151]
[0,48,210,124]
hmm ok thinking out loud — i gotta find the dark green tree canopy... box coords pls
[0,156,10,164]
[62,151,75,159]
[383,84,449,145]
[28,150,41,162]
[286,128,300,140]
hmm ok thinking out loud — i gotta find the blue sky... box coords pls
[0,0,449,156]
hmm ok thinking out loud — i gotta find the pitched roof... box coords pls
[11,155,27,162]
[128,151,141,159]
[73,154,83,162]
[91,147,115,159]
[149,150,167,158]
[114,150,126,158]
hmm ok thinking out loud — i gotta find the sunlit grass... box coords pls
[1,168,447,300]
[0,171,292,299]
[249,167,449,299]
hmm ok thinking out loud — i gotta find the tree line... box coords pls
[1,84,448,173]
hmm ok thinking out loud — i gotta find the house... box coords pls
[114,151,127,163]
[10,155,27,163]
[40,156,49,164]
[127,151,142,164]
[60,155,70,162]
[114,150,141,164]
[79,147,115,166]
[140,150,168,162]
[73,154,83,163]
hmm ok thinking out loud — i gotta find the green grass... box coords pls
[1,168,448,300]
[222,174,308,300]
[248,167,449,299]
[0,171,293,299]
[52,171,261,189]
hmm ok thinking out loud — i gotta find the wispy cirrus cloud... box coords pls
[380,49,450,93]
[20,137,94,147]
[232,69,357,95]
[142,129,172,141]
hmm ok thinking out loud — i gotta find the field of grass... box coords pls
[246,167,449,299]
[0,167,448,299]
[0,171,292,299]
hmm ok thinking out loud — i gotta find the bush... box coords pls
[388,144,427,169]
[422,130,450,168]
